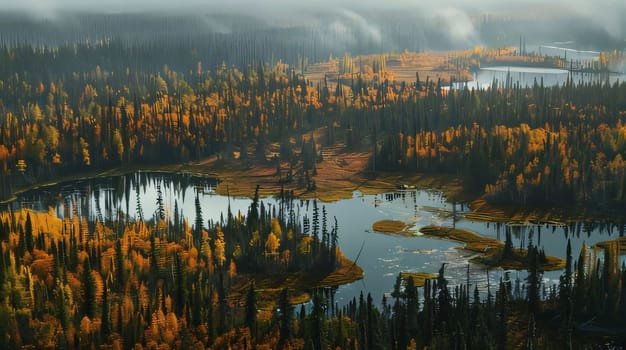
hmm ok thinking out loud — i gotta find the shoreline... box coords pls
[1,152,472,205]
[4,153,625,227]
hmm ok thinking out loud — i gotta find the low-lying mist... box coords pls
[0,0,624,57]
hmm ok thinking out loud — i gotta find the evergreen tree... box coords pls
[558,239,573,348]
[245,282,257,336]
[81,259,97,319]
[310,291,326,350]
[101,280,111,339]
[155,183,165,221]
[194,195,203,238]
[24,213,34,254]
[503,226,513,258]
[311,200,320,261]
[527,246,541,315]
[114,239,125,290]
[278,288,293,349]
[174,252,187,317]
[436,264,451,331]
[574,242,587,315]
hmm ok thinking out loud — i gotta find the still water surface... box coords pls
[453,66,625,90]
[8,172,624,304]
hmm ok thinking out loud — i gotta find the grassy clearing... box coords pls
[419,225,565,271]
[305,50,474,88]
[399,272,438,287]
[184,147,471,202]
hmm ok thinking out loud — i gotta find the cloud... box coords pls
[2,0,624,49]
[433,7,479,45]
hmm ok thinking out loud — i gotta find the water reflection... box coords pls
[450,67,625,90]
[4,172,625,305]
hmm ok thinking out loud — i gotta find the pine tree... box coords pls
[527,246,541,315]
[321,206,329,269]
[312,200,320,261]
[194,195,203,239]
[496,280,508,350]
[436,264,451,331]
[24,213,34,254]
[330,217,338,269]
[245,282,257,336]
[173,200,180,236]
[310,291,326,350]
[114,239,125,290]
[174,252,187,317]
[278,288,293,349]
[503,226,513,258]
[247,185,260,231]
[574,242,587,316]
[155,183,165,221]
[405,277,419,344]
[53,279,71,330]
[81,259,97,319]
[101,280,111,339]
[558,239,573,349]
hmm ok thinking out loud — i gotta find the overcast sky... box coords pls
[2,0,624,42]
[3,0,622,15]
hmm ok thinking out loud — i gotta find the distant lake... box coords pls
[450,44,625,90]
[451,66,625,90]
[530,44,602,63]
[6,172,626,305]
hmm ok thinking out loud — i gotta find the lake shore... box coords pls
[4,148,623,228]
[1,149,472,205]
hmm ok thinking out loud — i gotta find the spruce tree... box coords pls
[558,239,573,348]
[527,246,541,315]
[81,259,97,319]
[278,288,293,349]
[24,213,34,254]
[245,282,257,336]
[194,195,203,238]
[101,280,111,339]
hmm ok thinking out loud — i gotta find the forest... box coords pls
[1,12,626,348]
[1,41,626,214]
[2,185,626,348]
[0,178,354,349]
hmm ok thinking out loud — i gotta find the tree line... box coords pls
[2,43,626,215]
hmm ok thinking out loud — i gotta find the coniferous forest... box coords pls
[1,7,626,350]
[1,39,626,212]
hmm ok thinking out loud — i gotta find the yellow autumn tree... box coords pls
[214,231,226,267]
[265,232,280,259]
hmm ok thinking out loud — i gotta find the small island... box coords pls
[372,220,417,236]
[419,225,565,271]
[399,272,439,287]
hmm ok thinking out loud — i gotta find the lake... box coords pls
[6,172,624,305]
[452,66,626,91]
[453,44,625,90]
